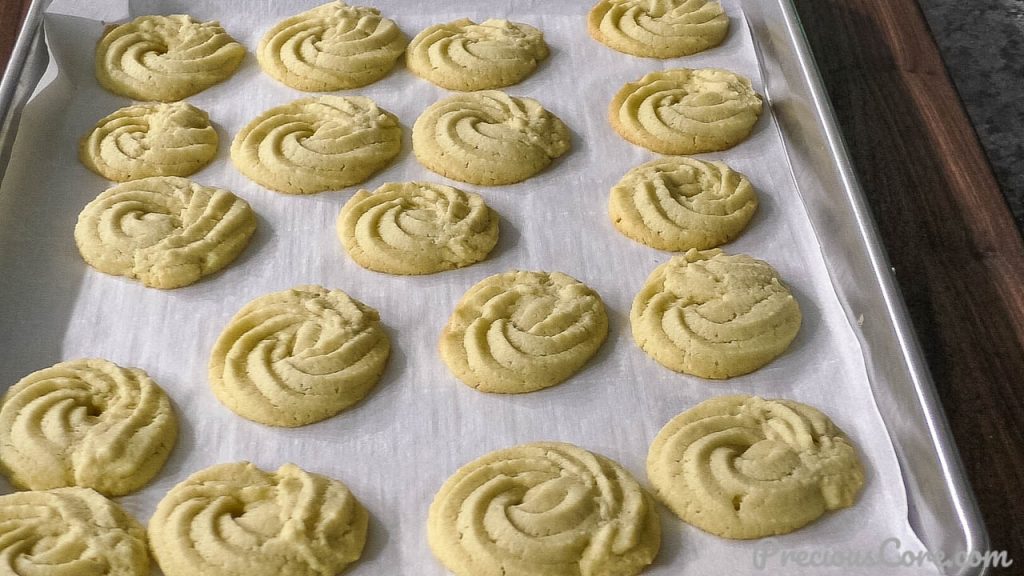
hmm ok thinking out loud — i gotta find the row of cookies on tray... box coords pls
[96,0,731,101]
[0,360,863,575]
[81,64,761,191]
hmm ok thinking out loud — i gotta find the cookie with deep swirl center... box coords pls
[95,15,245,102]
[74,176,257,289]
[258,2,406,91]
[609,157,757,250]
[149,462,367,576]
[80,102,218,182]
[232,95,402,194]
[0,359,177,496]
[647,395,865,539]
[337,181,499,275]
[0,487,150,575]
[610,68,762,154]
[631,249,801,378]
[406,19,548,91]
[209,285,390,427]
[413,91,570,186]
[440,271,608,394]
[588,0,729,58]
[428,442,661,576]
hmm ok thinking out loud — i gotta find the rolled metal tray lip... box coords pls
[767,0,989,573]
[0,1,991,574]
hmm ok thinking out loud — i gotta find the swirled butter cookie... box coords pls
[406,19,548,91]
[0,487,150,575]
[149,462,367,576]
[413,91,570,186]
[80,102,218,182]
[209,286,390,427]
[429,442,660,576]
[440,271,608,394]
[647,395,865,539]
[0,359,177,496]
[258,2,406,91]
[610,68,763,154]
[232,96,402,194]
[609,157,757,251]
[338,181,499,275]
[74,176,257,289]
[95,15,245,102]
[631,249,801,378]
[588,0,729,58]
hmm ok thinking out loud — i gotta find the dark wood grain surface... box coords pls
[792,0,1024,568]
[2,0,1022,570]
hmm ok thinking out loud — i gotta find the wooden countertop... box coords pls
[2,0,1021,568]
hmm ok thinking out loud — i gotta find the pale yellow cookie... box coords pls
[413,90,570,186]
[95,15,245,102]
[428,441,660,576]
[80,102,218,182]
[609,68,763,154]
[149,462,367,576]
[647,395,865,539]
[609,157,757,251]
[631,249,801,378]
[74,176,257,289]
[588,0,729,58]
[0,487,150,575]
[0,359,177,497]
[231,95,402,194]
[209,285,390,427]
[440,271,608,394]
[338,181,499,275]
[406,19,548,91]
[258,2,406,91]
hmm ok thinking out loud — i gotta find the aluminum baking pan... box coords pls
[0,0,988,574]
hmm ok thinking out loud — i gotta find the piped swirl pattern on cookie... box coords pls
[74,176,257,289]
[630,249,801,378]
[258,2,406,91]
[609,157,757,251]
[231,96,402,194]
[0,487,150,576]
[588,0,729,58]
[406,19,548,91]
[440,271,608,394]
[80,102,218,182]
[429,442,661,576]
[337,181,499,275]
[0,359,177,496]
[95,15,245,102]
[148,462,367,576]
[413,91,570,186]
[209,285,390,427]
[647,395,865,539]
[610,68,763,154]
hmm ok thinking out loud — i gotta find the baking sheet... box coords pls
[0,0,942,574]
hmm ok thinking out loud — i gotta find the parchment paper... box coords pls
[0,0,942,574]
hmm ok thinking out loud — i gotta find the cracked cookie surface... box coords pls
[647,395,865,538]
[630,249,801,378]
[338,181,499,275]
[149,462,367,576]
[74,176,257,289]
[0,358,177,496]
[428,442,660,576]
[209,285,390,426]
[440,271,608,393]
[413,91,570,186]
